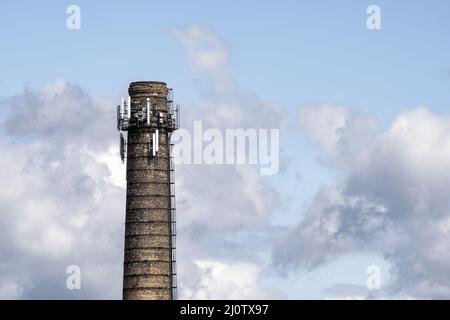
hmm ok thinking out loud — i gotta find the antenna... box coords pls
[117,105,121,131]
[152,132,156,157]
[120,133,126,163]
[176,104,180,129]
[121,96,126,120]
[127,96,131,119]
[147,98,151,125]
[155,129,159,152]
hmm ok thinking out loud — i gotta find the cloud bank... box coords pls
[0,25,287,299]
[275,104,450,299]
[0,79,124,299]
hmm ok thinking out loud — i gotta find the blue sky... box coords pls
[1,1,450,299]
[2,0,450,120]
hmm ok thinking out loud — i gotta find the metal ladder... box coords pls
[169,142,177,300]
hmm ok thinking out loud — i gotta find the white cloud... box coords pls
[298,103,348,153]
[322,283,371,300]
[0,280,26,300]
[275,105,450,299]
[171,25,230,74]
[180,260,286,299]
[0,79,124,299]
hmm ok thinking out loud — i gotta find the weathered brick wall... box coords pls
[123,82,173,300]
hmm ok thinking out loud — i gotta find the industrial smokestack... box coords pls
[117,81,179,300]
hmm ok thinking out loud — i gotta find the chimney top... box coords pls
[128,81,168,97]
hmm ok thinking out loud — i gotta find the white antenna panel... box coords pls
[147,98,150,125]
[127,96,131,118]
